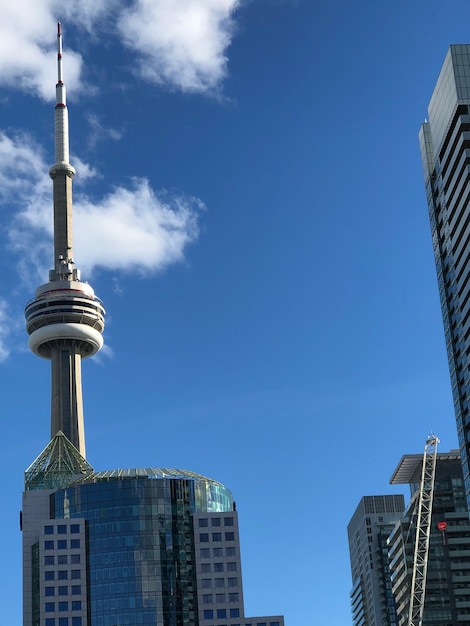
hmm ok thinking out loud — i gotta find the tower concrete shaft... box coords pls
[24,24,105,457]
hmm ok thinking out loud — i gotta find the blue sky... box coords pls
[1,0,470,624]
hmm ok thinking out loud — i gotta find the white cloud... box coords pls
[117,0,241,93]
[73,179,202,276]
[85,114,124,150]
[1,131,201,282]
[0,299,12,361]
[0,0,241,98]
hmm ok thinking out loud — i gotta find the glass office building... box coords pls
[22,434,284,626]
[420,45,470,507]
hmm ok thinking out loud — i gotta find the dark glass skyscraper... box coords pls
[420,45,470,505]
[21,27,284,626]
[388,450,470,625]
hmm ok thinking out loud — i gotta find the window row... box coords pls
[203,608,240,619]
[198,517,234,528]
[200,547,236,559]
[45,619,82,626]
[245,623,281,626]
[201,561,237,573]
[202,593,239,604]
[199,532,235,543]
[201,577,238,588]
[45,582,82,595]
[44,601,82,612]
[45,540,81,550]
[45,555,81,566]
[45,525,80,535]
[45,570,81,581]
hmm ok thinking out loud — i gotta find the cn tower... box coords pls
[24,23,105,457]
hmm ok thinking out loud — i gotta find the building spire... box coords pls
[24,25,105,457]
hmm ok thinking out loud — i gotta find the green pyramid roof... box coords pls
[25,431,94,490]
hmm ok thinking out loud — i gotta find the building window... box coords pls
[59,602,68,612]
[212,533,222,542]
[45,541,54,550]
[200,548,210,558]
[213,547,223,557]
[58,540,67,549]
[45,587,55,597]
[226,547,236,557]
[202,579,211,588]
[57,525,67,535]
[199,518,208,527]
[71,619,82,626]
[225,532,235,541]
[224,517,234,526]
[257,623,267,626]
[227,562,237,571]
[201,563,211,573]
[71,586,81,595]
[215,578,225,588]
[270,622,280,626]
[71,601,82,611]
[70,539,80,549]
[45,603,55,612]
[45,571,55,581]
[230,609,240,618]
[203,594,213,604]
[200,533,209,543]
[45,556,54,566]
[58,619,69,626]
[211,518,221,527]
[217,609,227,618]
[71,570,80,580]
[70,524,80,534]
[203,610,213,619]
[58,555,68,565]
[70,555,80,564]
[46,620,55,626]
[58,586,68,596]
[45,525,54,535]
[216,593,226,603]
[214,563,224,572]
[58,571,68,580]
[229,593,239,602]
[228,577,237,587]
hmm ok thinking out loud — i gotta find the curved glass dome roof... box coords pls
[74,467,226,486]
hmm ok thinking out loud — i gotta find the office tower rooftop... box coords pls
[21,25,284,626]
[388,450,470,626]
[347,495,405,626]
[419,45,470,507]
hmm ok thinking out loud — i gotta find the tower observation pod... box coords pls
[24,23,105,458]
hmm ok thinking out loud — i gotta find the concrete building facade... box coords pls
[347,495,405,626]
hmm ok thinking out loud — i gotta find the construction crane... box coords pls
[407,433,440,626]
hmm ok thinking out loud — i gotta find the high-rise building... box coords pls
[388,449,470,626]
[347,495,405,626]
[419,45,470,507]
[21,26,284,626]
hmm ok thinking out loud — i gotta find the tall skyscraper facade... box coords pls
[388,450,470,626]
[347,495,405,626]
[22,26,284,626]
[419,45,470,506]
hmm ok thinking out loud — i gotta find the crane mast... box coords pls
[407,433,439,626]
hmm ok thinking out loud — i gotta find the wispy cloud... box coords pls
[85,114,124,150]
[0,299,12,361]
[2,131,202,282]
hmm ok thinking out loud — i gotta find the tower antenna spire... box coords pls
[24,25,105,457]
